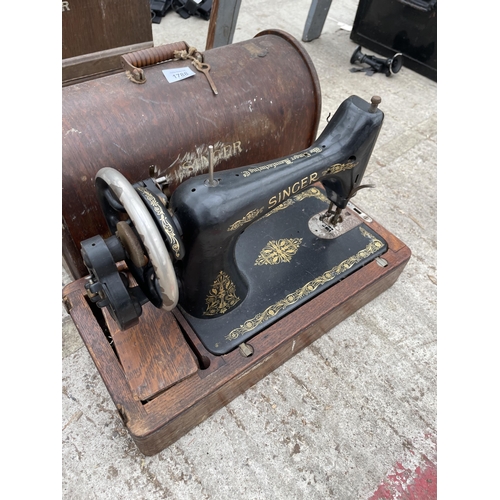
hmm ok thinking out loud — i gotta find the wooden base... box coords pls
[63,216,410,456]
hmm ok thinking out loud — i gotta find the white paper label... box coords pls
[163,67,196,83]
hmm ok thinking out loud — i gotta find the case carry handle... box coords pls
[121,41,203,84]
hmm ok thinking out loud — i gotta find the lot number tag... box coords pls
[163,67,196,83]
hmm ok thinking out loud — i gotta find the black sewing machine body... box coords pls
[178,191,387,354]
[81,95,387,355]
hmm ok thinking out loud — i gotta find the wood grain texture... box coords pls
[62,0,153,60]
[62,31,321,279]
[63,218,410,456]
[62,42,154,86]
[104,304,198,402]
[62,0,153,85]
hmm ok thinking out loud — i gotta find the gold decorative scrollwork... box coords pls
[322,161,358,177]
[261,198,295,218]
[227,207,264,231]
[136,187,182,259]
[225,227,383,341]
[204,271,241,316]
[255,238,303,266]
[293,187,328,203]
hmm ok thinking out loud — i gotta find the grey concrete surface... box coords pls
[62,1,437,498]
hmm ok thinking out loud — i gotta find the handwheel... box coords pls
[95,167,179,310]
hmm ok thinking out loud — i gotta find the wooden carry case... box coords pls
[63,206,411,456]
[62,29,322,278]
[62,0,154,86]
[62,31,412,455]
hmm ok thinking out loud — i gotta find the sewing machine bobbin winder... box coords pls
[63,94,410,456]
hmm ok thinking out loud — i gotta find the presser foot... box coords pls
[319,204,343,226]
[309,208,360,240]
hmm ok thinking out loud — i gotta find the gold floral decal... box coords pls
[322,161,358,177]
[225,227,383,341]
[255,238,303,266]
[294,187,328,203]
[204,271,241,316]
[227,207,264,231]
[136,187,182,259]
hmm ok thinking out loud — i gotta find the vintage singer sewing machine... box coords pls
[63,94,411,455]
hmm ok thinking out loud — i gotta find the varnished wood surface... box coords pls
[62,218,410,456]
[62,0,153,85]
[62,42,154,87]
[104,304,198,402]
[62,0,153,60]
[62,31,321,279]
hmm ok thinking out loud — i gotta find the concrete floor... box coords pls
[62,1,437,498]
